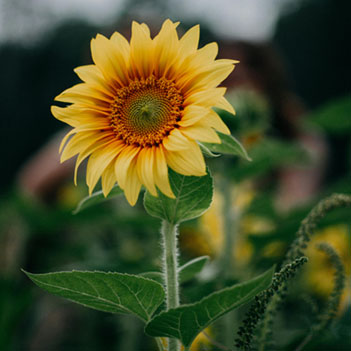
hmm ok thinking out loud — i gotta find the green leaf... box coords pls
[73,185,123,214]
[23,270,164,322]
[307,95,351,134]
[140,272,163,285]
[144,168,213,224]
[203,131,251,161]
[231,138,308,182]
[141,256,209,285]
[145,266,274,347]
[179,256,209,284]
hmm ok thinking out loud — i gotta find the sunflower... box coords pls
[52,19,237,205]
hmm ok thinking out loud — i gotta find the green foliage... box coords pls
[258,194,351,351]
[235,257,308,351]
[23,270,164,322]
[230,138,308,182]
[285,193,351,264]
[307,95,351,134]
[144,168,213,224]
[203,131,251,160]
[73,185,123,214]
[145,266,274,347]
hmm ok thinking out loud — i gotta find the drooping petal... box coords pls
[73,135,116,185]
[136,147,157,196]
[101,161,117,196]
[60,131,98,162]
[114,145,140,189]
[215,96,236,115]
[184,87,226,107]
[165,141,206,176]
[123,158,142,206]
[181,122,221,144]
[86,141,124,194]
[154,146,175,198]
[206,110,231,134]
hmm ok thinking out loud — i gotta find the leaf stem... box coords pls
[161,220,180,351]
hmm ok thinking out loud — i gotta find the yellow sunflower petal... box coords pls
[86,141,124,194]
[165,141,206,176]
[123,159,142,206]
[60,131,98,162]
[154,146,175,198]
[74,135,115,185]
[181,122,221,144]
[215,96,235,115]
[114,146,140,189]
[110,31,130,63]
[74,65,115,97]
[184,87,226,107]
[181,61,235,93]
[153,19,179,77]
[178,105,208,127]
[91,34,129,86]
[136,147,157,196]
[130,21,153,79]
[179,24,200,58]
[206,110,231,134]
[101,161,117,197]
[163,128,192,151]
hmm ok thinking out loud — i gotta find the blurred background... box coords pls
[0,0,350,350]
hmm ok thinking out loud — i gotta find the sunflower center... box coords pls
[110,76,183,147]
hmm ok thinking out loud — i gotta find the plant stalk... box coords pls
[161,220,180,351]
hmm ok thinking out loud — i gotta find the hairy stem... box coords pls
[161,220,180,351]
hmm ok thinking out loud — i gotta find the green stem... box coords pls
[161,220,180,351]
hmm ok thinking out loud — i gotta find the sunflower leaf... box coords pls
[203,132,251,161]
[143,168,213,224]
[23,270,164,322]
[145,266,274,347]
[73,185,123,214]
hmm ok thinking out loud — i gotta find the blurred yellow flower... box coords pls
[304,224,351,311]
[52,19,237,205]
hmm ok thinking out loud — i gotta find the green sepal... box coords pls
[203,131,251,161]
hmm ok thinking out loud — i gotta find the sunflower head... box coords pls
[52,19,238,205]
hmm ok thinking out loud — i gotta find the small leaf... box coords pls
[141,256,209,285]
[73,185,123,214]
[179,256,209,283]
[145,266,274,347]
[198,142,221,158]
[23,270,164,322]
[307,95,351,134]
[144,168,213,224]
[203,131,251,161]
